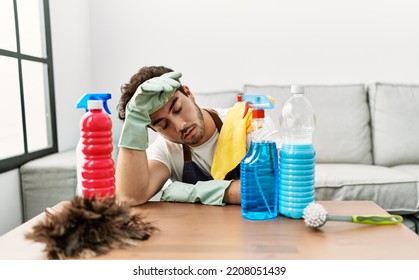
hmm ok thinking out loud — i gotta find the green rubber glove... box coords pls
[118,72,182,150]
[160,180,232,206]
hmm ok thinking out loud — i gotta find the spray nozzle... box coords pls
[238,95,274,110]
[237,94,274,119]
[76,93,112,114]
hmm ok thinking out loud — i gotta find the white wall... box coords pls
[1,0,419,234]
[89,0,419,104]
[89,0,419,136]
[52,0,94,152]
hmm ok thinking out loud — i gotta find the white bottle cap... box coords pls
[87,100,103,110]
[291,85,304,94]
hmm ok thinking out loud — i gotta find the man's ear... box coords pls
[182,85,192,96]
[181,85,196,101]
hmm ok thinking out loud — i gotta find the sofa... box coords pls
[20,82,419,233]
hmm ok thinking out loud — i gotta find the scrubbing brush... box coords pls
[302,202,403,228]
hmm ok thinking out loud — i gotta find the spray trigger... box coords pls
[76,93,112,114]
[240,95,274,110]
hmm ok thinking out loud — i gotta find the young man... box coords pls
[115,66,276,206]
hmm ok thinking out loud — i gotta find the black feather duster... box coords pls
[25,196,158,260]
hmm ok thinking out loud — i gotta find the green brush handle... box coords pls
[352,215,403,225]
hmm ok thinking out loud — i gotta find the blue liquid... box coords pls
[240,142,279,220]
[279,144,315,219]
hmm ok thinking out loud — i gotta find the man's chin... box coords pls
[184,133,204,146]
[183,138,200,146]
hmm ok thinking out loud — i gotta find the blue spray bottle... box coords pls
[76,93,112,197]
[240,95,279,220]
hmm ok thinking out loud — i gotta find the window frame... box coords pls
[0,0,57,173]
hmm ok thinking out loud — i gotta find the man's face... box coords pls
[149,90,205,146]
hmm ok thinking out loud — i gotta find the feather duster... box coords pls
[25,196,158,260]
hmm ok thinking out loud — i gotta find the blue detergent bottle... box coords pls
[240,95,279,220]
[279,85,316,219]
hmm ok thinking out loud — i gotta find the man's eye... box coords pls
[174,106,182,113]
[159,121,168,130]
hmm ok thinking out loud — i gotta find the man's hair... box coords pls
[117,66,184,121]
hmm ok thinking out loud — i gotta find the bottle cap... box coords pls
[88,100,103,110]
[291,85,304,94]
[252,109,265,119]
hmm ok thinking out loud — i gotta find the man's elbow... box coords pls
[115,191,149,207]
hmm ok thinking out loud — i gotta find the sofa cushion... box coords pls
[391,165,419,179]
[244,84,372,164]
[369,83,419,166]
[315,163,419,215]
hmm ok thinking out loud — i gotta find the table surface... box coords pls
[1,200,419,260]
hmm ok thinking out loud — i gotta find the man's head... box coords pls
[148,88,205,146]
[118,66,206,146]
[118,66,186,121]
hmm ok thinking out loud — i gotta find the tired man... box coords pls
[115,66,277,206]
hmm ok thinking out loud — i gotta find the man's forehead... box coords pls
[167,90,181,104]
[150,90,181,119]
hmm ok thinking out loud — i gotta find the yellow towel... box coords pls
[211,102,253,180]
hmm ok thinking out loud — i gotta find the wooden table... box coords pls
[1,201,419,260]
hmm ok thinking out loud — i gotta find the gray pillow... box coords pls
[193,90,241,109]
[369,83,419,166]
[244,84,372,164]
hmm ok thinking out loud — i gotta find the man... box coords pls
[115,66,277,206]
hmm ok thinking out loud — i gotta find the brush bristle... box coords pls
[303,202,328,228]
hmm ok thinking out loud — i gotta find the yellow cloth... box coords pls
[211,102,253,180]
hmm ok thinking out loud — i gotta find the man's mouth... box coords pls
[183,126,194,140]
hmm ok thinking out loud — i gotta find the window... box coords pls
[0,0,57,173]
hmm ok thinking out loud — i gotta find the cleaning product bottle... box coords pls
[279,85,316,219]
[240,95,279,220]
[76,93,114,199]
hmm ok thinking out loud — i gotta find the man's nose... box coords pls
[173,118,187,132]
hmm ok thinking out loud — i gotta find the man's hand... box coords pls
[160,180,236,205]
[118,72,182,150]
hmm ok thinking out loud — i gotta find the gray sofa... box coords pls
[20,82,419,232]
